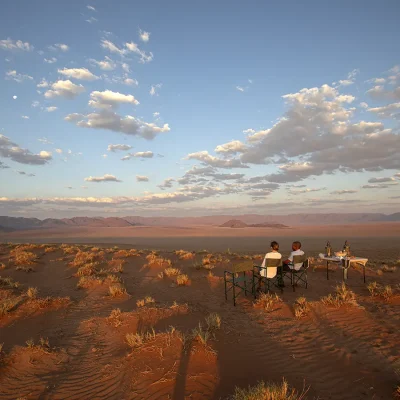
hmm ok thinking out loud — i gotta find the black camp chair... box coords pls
[252,258,283,295]
[282,254,309,292]
[224,260,254,306]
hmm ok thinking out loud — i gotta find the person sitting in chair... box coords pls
[283,241,304,271]
[261,241,282,278]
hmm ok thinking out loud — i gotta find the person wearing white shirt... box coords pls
[283,241,305,271]
[260,241,282,279]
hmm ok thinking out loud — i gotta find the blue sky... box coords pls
[0,0,399,218]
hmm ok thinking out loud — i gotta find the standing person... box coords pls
[283,241,304,271]
[261,241,282,278]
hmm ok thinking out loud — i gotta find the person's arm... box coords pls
[283,252,294,264]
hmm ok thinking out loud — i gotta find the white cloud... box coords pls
[337,80,353,86]
[55,149,63,154]
[150,83,162,96]
[88,90,139,109]
[0,134,52,165]
[215,140,247,155]
[121,63,130,73]
[50,43,69,52]
[16,171,35,177]
[31,101,40,107]
[0,38,33,51]
[124,78,138,86]
[37,79,49,88]
[21,116,29,119]
[84,174,122,183]
[58,67,99,81]
[45,106,58,112]
[186,151,249,169]
[236,86,245,92]
[367,85,400,100]
[44,80,85,99]
[139,29,150,42]
[107,144,132,152]
[65,110,170,140]
[330,189,358,195]
[101,154,107,158]
[136,175,149,182]
[87,5,96,11]
[125,41,153,63]
[368,102,400,120]
[359,102,369,109]
[368,176,396,183]
[101,40,126,56]
[38,137,53,144]
[5,70,33,83]
[12,95,17,100]
[158,178,175,189]
[89,56,116,71]
[153,112,160,117]
[44,57,57,64]
[86,17,98,24]
[122,151,153,160]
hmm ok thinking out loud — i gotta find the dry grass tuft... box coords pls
[164,267,181,277]
[77,275,104,288]
[381,264,397,273]
[321,282,357,307]
[136,296,155,307]
[44,246,58,253]
[205,312,221,331]
[75,262,99,277]
[175,250,195,260]
[0,297,21,316]
[368,281,395,301]
[157,271,164,279]
[254,293,282,312]
[70,250,103,268]
[146,253,172,267]
[26,287,38,299]
[10,247,37,267]
[16,266,35,272]
[230,378,307,400]
[0,263,5,270]
[293,297,309,319]
[113,249,139,258]
[25,337,51,353]
[0,276,19,289]
[109,284,127,297]
[108,258,126,273]
[176,274,190,286]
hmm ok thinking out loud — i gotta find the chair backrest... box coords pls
[292,254,308,269]
[231,260,254,273]
[265,258,282,268]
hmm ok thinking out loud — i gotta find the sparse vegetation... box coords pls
[25,337,51,353]
[321,282,357,307]
[0,262,6,270]
[44,246,58,253]
[136,296,155,307]
[254,293,282,312]
[0,276,19,288]
[293,297,309,319]
[192,323,211,345]
[109,284,127,297]
[10,247,37,267]
[157,271,164,279]
[70,250,103,268]
[26,287,38,299]
[230,378,307,400]
[164,267,181,277]
[368,281,395,301]
[176,274,190,286]
[205,312,221,331]
[126,328,156,349]
[0,297,20,316]
[146,253,172,267]
[381,264,397,273]
[175,250,195,260]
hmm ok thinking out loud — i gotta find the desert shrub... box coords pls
[70,250,102,268]
[175,250,195,260]
[75,262,99,277]
[176,274,190,286]
[113,249,139,258]
[126,332,144,348]
[109,284,127,297]
[44,247,58,253]
[77,276,104,289]
[108,258,126,269]
[10,248,37,266]
[367,282,394,301]
[62,246,79,255]
[230,378,306,400]
[381,264,397,273]
[146,253,172,267]
[293,297,309,319]
[376,269,384,276]
[107,274,122,284]
[0,297,20,316]
[0,263,5,270]
[136,296,155,307]
[26,287,38,299]
[157,272,164,279]
[205,313,221,331]
[254,293,282,312]
[321,282,356,307]
[164,267,181,277]
[0,276,19,288]
[192,323,211,345]
[25,337,51,353]
[367,281,379,296]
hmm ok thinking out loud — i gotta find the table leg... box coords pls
[326,261,329,280]
[363,263,366,283]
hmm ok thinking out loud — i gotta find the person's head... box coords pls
[292,241,301,251]
[270,241,279,251]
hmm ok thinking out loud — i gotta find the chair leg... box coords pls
[363,265,366,283]
[233,275,236,306]
[224,273,227,300]
[305,272,308,289]
[244,271,247,296]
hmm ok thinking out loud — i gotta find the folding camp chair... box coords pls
[224,260,254,306]
[282,255,309,292]
[252,258,283,295]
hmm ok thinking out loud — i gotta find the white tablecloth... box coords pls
[319,254,368,266]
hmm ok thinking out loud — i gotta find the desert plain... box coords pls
[0,222,399,399]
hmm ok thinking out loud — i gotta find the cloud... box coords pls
[101,39,153,63]
[288,187,326,194]
[121,63,130,73]
[158,178,175,189]
[150,84,162,96]
[368,102,400,120]
[368,176,396,183]
[86,17,98,24]
[84,174,122,183]
[31,101,40,107]
[362,184,394,189]
[186,151,249,169]
[359,102,369,109]
[0,38,33,51]
[124,78,138,86]
[139,29,150,42]
[236,86,245,92]
[45,106,58,112]
[49,43,69,52]
[88,90,139,109]
[0,134,52,165]
[58,67,99,81]
[44,57,57,64]
[214,140,248,156]
[87,5,96,11]
[210,173,245,181]
[65,110,170,140]
[153,112,160,117]
[5,70,33,83]
[0,161,10,169]
[37,79,49,88]
[12,96,17,100]
[366,85,400,100]
[21,116,29,119]
[337,80,354,87]
[55,149,63,154]
[44,80,85,99]
[89,57,116,71]
[16,171,35,177]
[136,175,149,182]
[122,151,153,160]
[107,144,132,152]
[330,189,358,195]
[38,137,53,144]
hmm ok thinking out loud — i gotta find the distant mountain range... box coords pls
[0,213,399,231]
[219,219,288,229]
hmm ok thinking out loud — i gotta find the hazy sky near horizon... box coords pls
[0,0,400,218]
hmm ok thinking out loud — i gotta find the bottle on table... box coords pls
[325,241,332,257]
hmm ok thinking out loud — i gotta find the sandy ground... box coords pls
[0,243,399,399]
